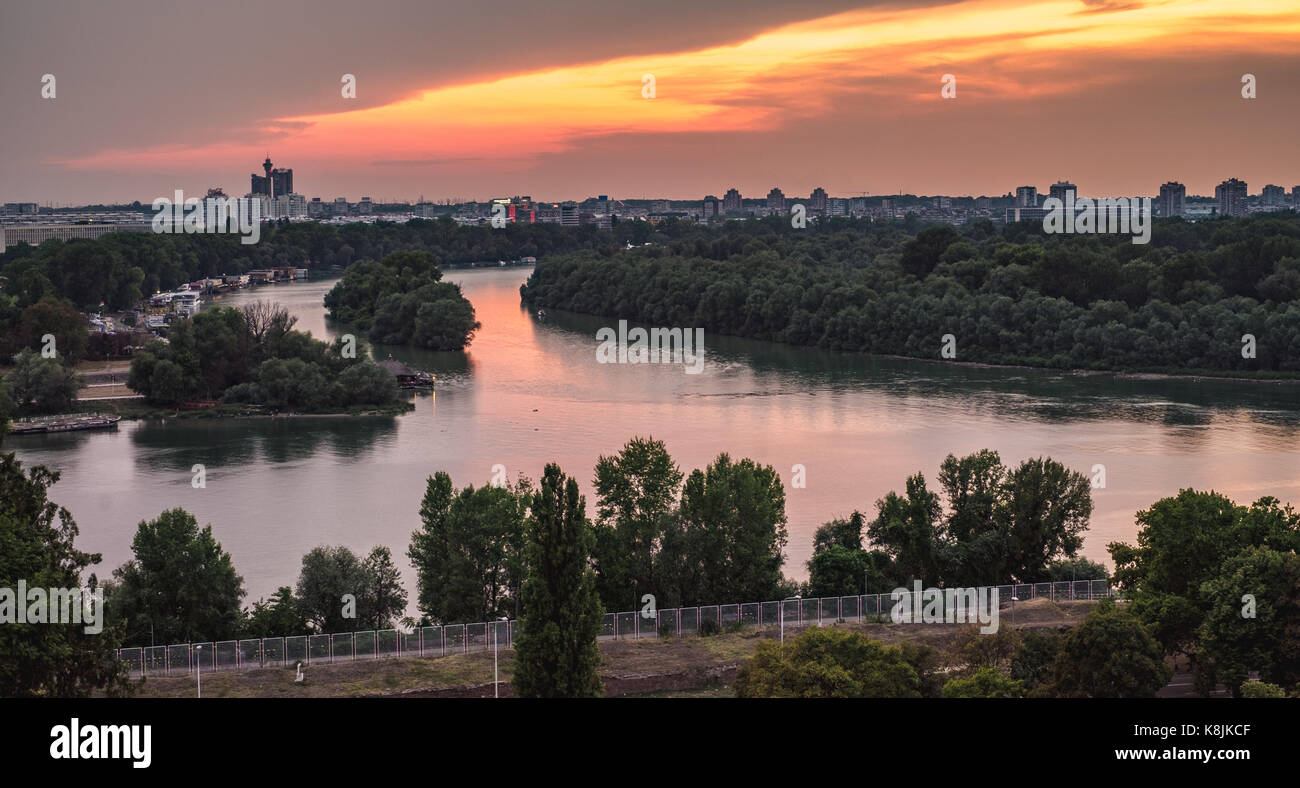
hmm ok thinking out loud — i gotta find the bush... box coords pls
[942,667,1027,698]
[1239,680,1287,698]
[734,627,921,698]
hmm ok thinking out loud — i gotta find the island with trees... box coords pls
[521,213,1300,376]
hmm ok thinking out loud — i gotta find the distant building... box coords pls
[1005,207,1053,223]
[826,197,847,216]
[0,222,151,253]
[1157,182,1186,217]
[560,202,579,226]
[1216,178,1248,217]
[702,195,722,223]
[809,187,828,214]
[722,188,742,213]
[1015,186,1038,208]
[1,203,39,215]
[1048,181,1076,202]
[250,155,293,198]
[1262,184,1287,207]
[359,197,373,215]
[766,188,785,212]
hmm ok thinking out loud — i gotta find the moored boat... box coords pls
[9,413,122,435]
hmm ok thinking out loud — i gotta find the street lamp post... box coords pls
[1010,595,1019,630]
[780,595,801,644]
[194,644,202,698]
[494,617,509,698]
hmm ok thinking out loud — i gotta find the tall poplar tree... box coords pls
[512,463,604,698]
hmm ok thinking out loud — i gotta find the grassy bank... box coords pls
[126,598,1099,698]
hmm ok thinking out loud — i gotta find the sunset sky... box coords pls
[2,0,1298,204]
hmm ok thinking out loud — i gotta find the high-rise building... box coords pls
[1262,184,1287,207]
[1157,182,1186,217]
[1216,178,1248,217]
[766,188,785,212]
[722,188,742,213]
[1015,186,1038,208]
[701,195,722,222]
[809,187,828,214]
[560,202,580,226]
[1049,181,1077,202]
[250,155,293,198]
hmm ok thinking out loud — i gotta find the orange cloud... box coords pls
[58,0,1300,173]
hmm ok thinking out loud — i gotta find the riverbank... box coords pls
[537,305,1300,385]
[48,399,415,422]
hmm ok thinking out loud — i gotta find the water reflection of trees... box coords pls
[130,416,399,472]
[540,308,1300,433]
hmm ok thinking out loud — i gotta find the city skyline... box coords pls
[3,0,1299,204]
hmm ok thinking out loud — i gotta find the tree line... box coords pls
[6,421,1296,697]
[521,213,1300,373]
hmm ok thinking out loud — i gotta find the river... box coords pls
[9,267,1300,609]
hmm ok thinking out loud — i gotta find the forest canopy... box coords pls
[521,213,1300,374]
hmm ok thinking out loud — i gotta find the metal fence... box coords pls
[113,579,1111,677]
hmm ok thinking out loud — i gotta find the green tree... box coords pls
[109,508,246,646]
[17,299,89,364]
[0,454,128,696]
[244,586,307,639]
[295,545,403,634]
[867,473,943,584]
[590,436,683,611]
[5,348,80,414]
[1009,630,1061,693]
[1109,491,1299,666]
[359,546,408,631]
[1197,546,1300,695]
[806,512,894,597]
[676,453,788,604]
[409,473,529,624]
[998,457,1093,581]
[1049,599,1170,698]
[512,464,604,698]
[734,627,922,698]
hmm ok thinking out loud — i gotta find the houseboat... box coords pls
[9,413,121,435]
[377,357,435,389]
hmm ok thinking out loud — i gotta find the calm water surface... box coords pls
[10,267,1300,607]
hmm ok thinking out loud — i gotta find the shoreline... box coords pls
[527,303,1300,386]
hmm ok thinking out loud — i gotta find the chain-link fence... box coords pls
[113,579,1111,677]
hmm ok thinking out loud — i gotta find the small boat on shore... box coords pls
[9,413,122,435]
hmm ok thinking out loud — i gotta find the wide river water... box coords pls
[9,267,1300,609]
